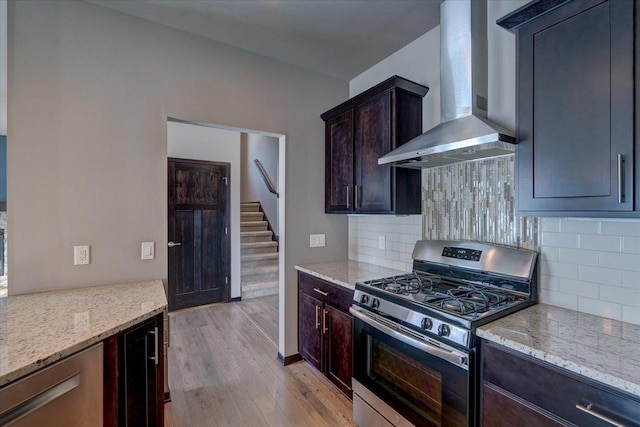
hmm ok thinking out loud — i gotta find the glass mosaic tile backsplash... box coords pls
[422,156,538,249]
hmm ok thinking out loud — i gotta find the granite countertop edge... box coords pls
[294,264,354,289]
[477,306,640,398]
[295,260,405,290]
[0,280,167,387]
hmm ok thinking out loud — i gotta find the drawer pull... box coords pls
[575,400,627,427]
[315,305,320,329]
[313,288,329,297]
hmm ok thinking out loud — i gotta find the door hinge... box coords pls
[222,177,228,185]
[225,227,228,235]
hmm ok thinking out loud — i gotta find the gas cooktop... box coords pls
[362,271,526,319]
[353,240,538,348]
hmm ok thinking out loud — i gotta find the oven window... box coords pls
[353,317,470,427]
[371,338,443,424]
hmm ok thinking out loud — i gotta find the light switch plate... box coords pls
[74,245,91,265]
[141,242,155,260]
[309,233,326,247]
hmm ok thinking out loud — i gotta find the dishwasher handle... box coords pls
[0,374,80,425]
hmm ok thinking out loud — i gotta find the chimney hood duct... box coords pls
[378,0,516,169]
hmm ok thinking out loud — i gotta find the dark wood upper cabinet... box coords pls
[322,76,428,214]
[499,0,640,216]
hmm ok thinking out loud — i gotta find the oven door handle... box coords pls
[350,306,469,370]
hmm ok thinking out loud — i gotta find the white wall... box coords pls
[167,121,242,299]
[8,0,349,357]
[241,133,279,235]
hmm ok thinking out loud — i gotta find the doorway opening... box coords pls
[166,118,285,346]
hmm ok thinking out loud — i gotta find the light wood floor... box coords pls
[165,296,355,426]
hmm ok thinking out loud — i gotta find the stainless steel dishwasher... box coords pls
[0,343,103,426]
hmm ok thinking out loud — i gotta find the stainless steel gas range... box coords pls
[350,239,538,427]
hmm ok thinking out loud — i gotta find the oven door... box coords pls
[351,306,472,427]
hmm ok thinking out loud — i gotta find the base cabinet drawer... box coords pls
[481,339,640,427]
[482,383,565,427]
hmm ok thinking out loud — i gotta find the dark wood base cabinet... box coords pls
[298,272,354,398]
[104,313,165,427]
[480,339,640,427]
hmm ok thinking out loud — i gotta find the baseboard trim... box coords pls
[230,296,242,302]
[277,352,302,366]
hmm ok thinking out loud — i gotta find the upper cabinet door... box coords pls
[354,92,392,213]
[325,110,355,212]
[516,0,634,214]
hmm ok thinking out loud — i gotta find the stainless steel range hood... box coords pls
[379,0,516,169]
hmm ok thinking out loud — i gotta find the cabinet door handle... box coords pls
[323,309,328,334]
[575,400,626,427]
[617,154,625,204]
[313,287,329,297]
[148,327,159,365]
[346,186,351,209]
[355,185,359,209]
[315,305,320,329]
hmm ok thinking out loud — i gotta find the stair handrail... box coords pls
[254,159,279,198]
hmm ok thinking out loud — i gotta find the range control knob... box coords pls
[421,318,433,330]
[438,324,451,337]
[371,299,380,309]
[360,294,369,305]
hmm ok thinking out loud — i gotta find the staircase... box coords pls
[240,203,279,299]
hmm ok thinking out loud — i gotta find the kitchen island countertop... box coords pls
[0,280,167,386]
[477,303,640,397]
[295,260,404,290]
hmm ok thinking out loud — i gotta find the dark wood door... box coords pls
[325,110,354,213]
[168,158,230,311]
[355,92,392,213]
[324,304,353,398]
[517,0,634,213]
[121,317,159,427]
[298,291,322,370]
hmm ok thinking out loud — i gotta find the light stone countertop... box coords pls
[477,303,640,397]
[0,280,167,386]
[295,260,405,290]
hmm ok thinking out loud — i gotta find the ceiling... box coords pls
[88,0,442,81]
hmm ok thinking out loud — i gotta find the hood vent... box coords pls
[378,0,516,169]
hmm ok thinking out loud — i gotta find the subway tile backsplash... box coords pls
[540,217,640,325]
[348,156,640,326]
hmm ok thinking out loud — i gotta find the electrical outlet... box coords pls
[378,236,386,250]
[309,234,326,247]
[74,245,90,265]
